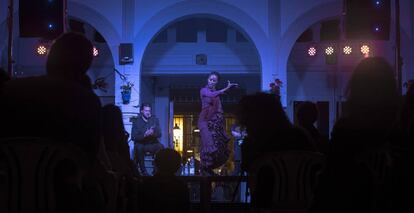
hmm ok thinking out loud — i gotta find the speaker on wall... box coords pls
[19,0,66,40]
[196,54,207,65]
[119,43,133,65]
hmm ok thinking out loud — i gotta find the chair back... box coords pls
[355,150,392,185]
[0,137,89,213]
[248,151,325,210]
[355,150,393,212]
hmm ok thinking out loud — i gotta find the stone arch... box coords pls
[131,0,272,104]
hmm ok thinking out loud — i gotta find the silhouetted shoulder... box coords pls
[0,76,101,156]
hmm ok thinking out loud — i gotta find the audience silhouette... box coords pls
[237,92,316,171]
[236,92,316,209]
[139,148,190,213]
[102,104,136,176]
[0,32,102,159]
[0,67,9,95]
[296,101,329,154]
[309,57,400,213]
[0,67,10,84]
[386,83,414,212]
[46,32,94,86]
[0,32,105,212]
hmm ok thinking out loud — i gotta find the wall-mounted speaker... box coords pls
[119,43,133,65]
[196,54,207,65]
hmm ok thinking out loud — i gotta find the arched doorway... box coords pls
[130,0,272,110]
[140,16,261,172]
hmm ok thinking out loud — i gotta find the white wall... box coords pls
[280,0,340,36]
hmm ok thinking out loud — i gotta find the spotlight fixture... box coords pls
[343,46,352,55]
[360,45,370,55]
[36,45,48,55]
[325,46,334,55]
[93,46,99,57]
[308,47,317,56]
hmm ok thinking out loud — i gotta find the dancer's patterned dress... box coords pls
[198,86,230,171]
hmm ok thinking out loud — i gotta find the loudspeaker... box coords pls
[19,0,65,39]
[196,54,207,65]
[119,43,133,65]
[345,0,391,40]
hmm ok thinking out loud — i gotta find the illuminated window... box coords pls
[173,116,184,154]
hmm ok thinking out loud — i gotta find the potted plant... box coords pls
[120,81,134,104]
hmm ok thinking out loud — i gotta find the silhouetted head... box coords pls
[407,80,414,94]
[0,67,10,84]
[78,75,93,89]
[207,71,220,89]
[154,149,182,175]
[406,83,414,100]
[406,83,414,112]
[405,83,414,110]
[236,92,291,138]
[346,57,398,114]
[400,83,414,132]
[46,32,93,81]
[296,101,318,126]
[102,104,126,152]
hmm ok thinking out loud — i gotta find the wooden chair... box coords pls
[247,151,326,213]
[0,137,89,213]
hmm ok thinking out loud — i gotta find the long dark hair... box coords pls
[346,57,398,115]
[236,92,292,142]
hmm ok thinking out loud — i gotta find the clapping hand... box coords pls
[144,128,154,137]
